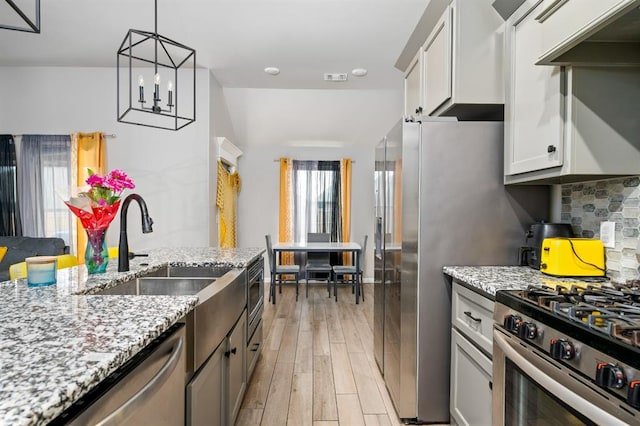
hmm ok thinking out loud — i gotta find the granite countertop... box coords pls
[0,247,264,426]
[443,265,605,297]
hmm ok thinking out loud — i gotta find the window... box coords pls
[19,135,73,248]
[292,160,342,242]
[279,157,352,260]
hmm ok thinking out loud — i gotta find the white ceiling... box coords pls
[0,0,429,89]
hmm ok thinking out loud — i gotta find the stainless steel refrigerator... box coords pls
[373,117,549,423]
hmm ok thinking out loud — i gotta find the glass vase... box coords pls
[85,228,109,274]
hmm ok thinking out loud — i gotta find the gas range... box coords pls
[495,281,640,411]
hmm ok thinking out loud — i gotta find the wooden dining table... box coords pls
[271,241,363,303]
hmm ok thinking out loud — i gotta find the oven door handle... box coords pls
[494,331,629,426]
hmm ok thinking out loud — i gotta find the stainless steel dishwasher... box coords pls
[53,323,186,426]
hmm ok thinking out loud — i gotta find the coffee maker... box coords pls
[520,222,574,269]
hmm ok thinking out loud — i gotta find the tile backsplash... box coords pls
[561,177,640,283]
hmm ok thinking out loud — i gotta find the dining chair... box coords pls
[332,235,367,302]
[305,232,332,298]
[9,254,79,280]
[265,234,300,303]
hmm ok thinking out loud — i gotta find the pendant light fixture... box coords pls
[117,0,196,131]
[0,0,40,33]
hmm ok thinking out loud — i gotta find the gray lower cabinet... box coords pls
[187,341,224,426]
[228,312,247,426]
[450,282,494,426]
[187,309,247,426]
[450,328,493,426]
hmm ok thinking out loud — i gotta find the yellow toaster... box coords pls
[540,238,605,277]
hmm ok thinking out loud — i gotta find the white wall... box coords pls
[208,72,238,246]
[0,66,212,251]
[0,68,402,279]
[224,88,402,278]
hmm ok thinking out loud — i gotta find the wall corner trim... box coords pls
[217,137,243,170]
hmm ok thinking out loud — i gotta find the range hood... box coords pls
[537,4,640,66]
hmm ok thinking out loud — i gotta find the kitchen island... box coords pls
[0,247,264,426]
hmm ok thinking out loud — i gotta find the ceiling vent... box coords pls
[324,73,348,82]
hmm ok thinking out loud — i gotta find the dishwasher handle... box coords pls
[96,335,184,426]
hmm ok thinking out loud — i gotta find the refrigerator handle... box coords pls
[375,217,383,259]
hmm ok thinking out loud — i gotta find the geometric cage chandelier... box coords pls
[117,0,196,131]
[0,0,41,33]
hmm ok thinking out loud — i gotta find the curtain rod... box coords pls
[273,159,355,163]
[12,133,117,138]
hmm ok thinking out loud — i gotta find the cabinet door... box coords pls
[450,328,492,426]
[422,6,452,115]
[187,342,224,426]
[404,51,422,117]
[536,0,634,63]
[505,0,564,176]
[228,312,247,426]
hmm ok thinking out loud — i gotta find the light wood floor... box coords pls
[236,282,406,426]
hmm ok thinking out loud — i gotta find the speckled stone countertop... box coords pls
[443,265,604,298]
[0,247,264,426]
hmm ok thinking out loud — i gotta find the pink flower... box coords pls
[86,174,105,187]
[82,169,135,206]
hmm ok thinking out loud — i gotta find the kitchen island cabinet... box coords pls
[0,247,263,426]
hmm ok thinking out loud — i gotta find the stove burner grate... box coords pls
[517,283,640,348]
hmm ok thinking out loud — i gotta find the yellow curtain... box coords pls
[340,158,352,264]
[279,158,294,264]
[216,161,241,248]
[73,132,106,263]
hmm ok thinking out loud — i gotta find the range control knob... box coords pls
[503,314,521,333]
[628,381,640,409]
[595,363,625,389]
[550,338,575,360]
[517,322,538,340]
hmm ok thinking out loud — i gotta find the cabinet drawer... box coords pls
[247,319,262,379]
[536,0,634,63]
[450,328,492,426]
[452,281,494,355]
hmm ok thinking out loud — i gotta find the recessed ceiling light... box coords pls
[351,68,368,77]
[264,67,280,75]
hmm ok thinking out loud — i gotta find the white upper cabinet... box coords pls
[535,0,640,65]
[422,6,453,115]
[505,0,565,176]
[404,51,422,117]
[425,0,505,119]
[505,1,640,184]
[401,0,505,120]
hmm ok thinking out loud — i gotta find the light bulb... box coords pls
[167,81,173,92]
[154,73,161,85]
[138,75,144,87]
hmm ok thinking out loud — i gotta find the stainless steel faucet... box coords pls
[118,194,154,272]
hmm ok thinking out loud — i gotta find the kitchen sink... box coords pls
[96,265,232,296]
[167,265,232,278]
[94,265,247,375]
[95,277,217,296]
